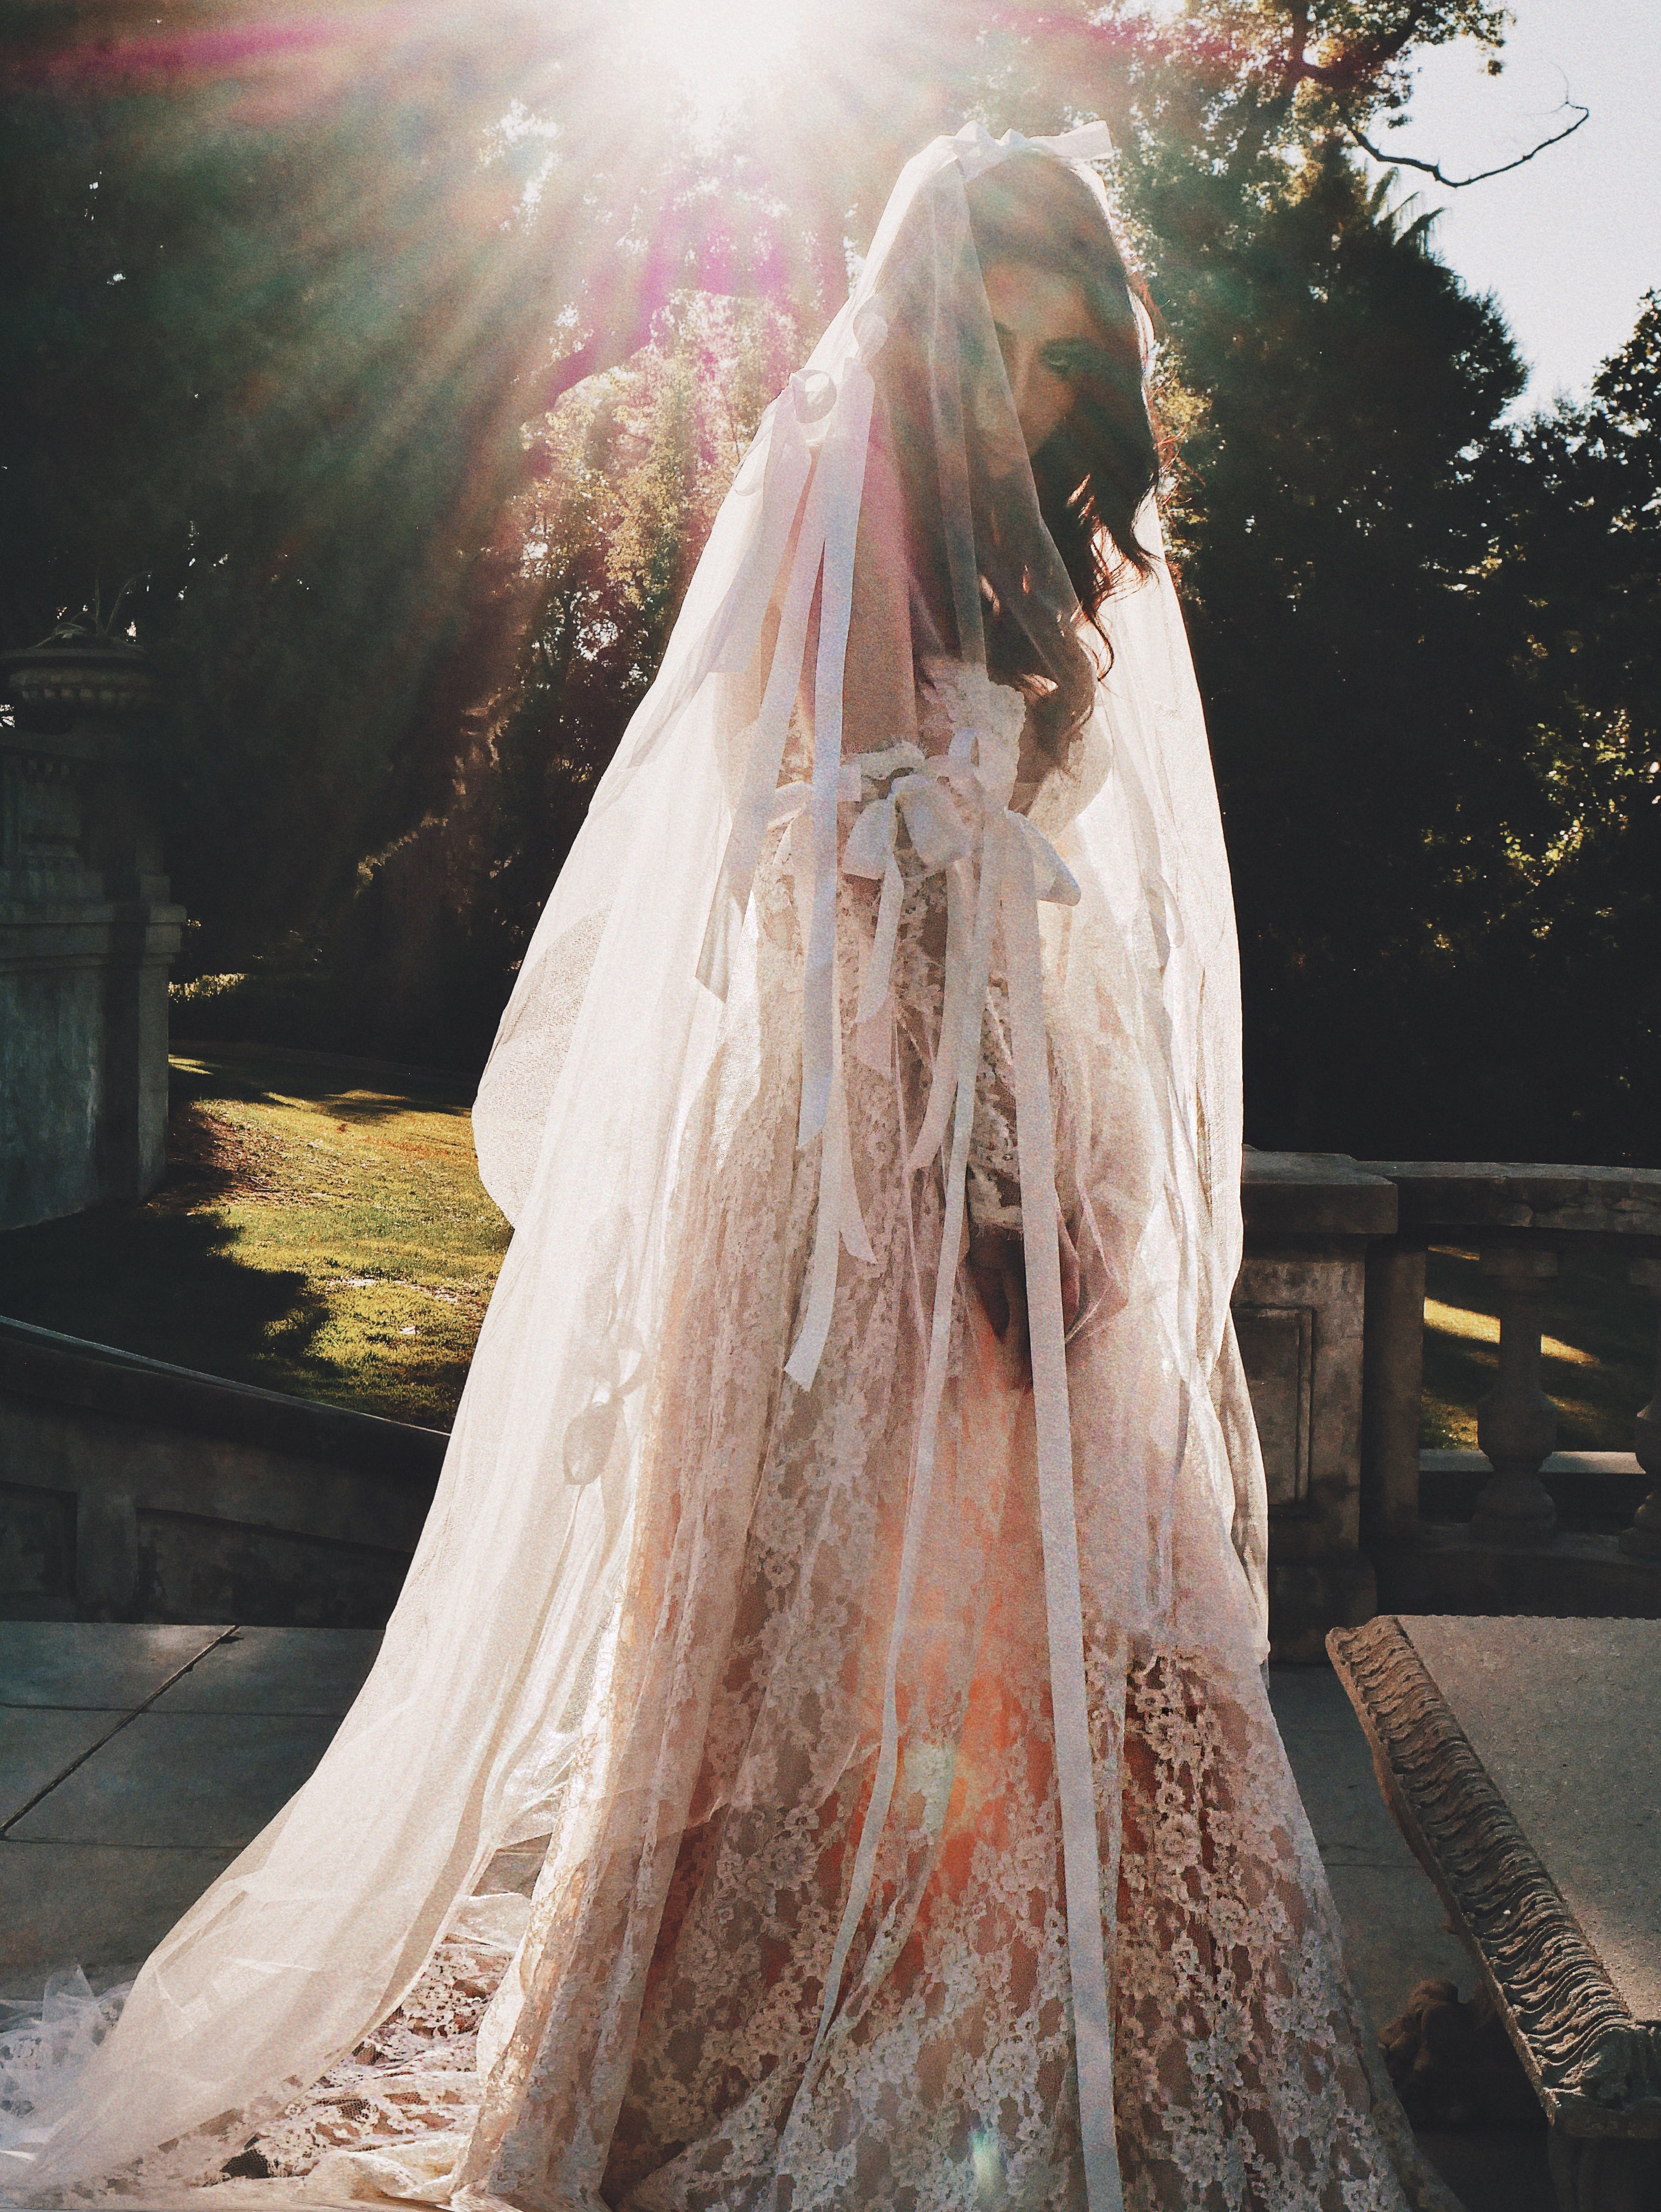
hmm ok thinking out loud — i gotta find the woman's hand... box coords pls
[967,1215,1080,1382]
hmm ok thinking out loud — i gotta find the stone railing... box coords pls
[1353,1164,1661,1622]
[1233,1156,1661,1656]
[3,1153,1655,1638]
[1235,1152,1395,1659]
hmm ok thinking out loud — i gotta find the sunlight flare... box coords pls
[636,0,805,120]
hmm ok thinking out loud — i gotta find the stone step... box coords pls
[0,1314,441,1624]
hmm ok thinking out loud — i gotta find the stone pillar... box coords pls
[1617,1256,1661,1563]
[1234,1151,1397,1660]
[1361,1242,1427,1548]
[1471,1243,1560,1546]
[0,629,184,1230]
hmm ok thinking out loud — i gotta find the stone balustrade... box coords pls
[1235,1151,1398,1659]
[2,1152,1656,1639]
[1621,1254,1661,1564]
[1351,1163,1661,1622]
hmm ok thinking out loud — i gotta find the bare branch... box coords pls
[1348,98,1589,188]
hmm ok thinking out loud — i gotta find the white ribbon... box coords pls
[783,725,1124,2212]
[1000,826,1120,2212]
[691,135,1126,2198]
[783,748,973,1386]
[767,767,877,1390]
[696,318,883,1007]
[841,745,970,1066]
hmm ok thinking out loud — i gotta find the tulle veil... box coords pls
[0,120,1268,2210]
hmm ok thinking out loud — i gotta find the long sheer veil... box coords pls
[0,122,1267,2207]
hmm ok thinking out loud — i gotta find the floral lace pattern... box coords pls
[1113,1656,1448,2210]
[244,1653,1447,2212]
[235,669,1449,2212]
[225,1917,528,2184]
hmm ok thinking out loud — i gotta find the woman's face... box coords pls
[981,257,1100,460]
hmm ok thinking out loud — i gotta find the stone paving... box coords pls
[1269,1666,1557,2212]
[0,1628,1556,2209]
[0,1623,381,1998]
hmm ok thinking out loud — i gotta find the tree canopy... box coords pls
[3,0,1653,1162]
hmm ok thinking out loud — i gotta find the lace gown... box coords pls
[231,670,1447,2212]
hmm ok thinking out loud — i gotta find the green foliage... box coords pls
[6,15,462,950]
[1458,299,1661,1160]
[160,293,803,1066]
[4,0,1655,1162]
[0,0,702,966]
[1155,150,1541,1150]
[428,292,803,1061]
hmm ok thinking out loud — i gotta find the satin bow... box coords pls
[839,745,969,1071]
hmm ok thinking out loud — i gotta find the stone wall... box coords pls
[0,1318,442,1627]
[0,1159,1400,1648]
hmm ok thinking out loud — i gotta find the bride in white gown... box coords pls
[0,122,1456,2212]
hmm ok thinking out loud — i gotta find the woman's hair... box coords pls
[965,152,1159,610]
[875,150,1160,766]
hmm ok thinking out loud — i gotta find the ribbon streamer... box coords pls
[782,728,1122,2212]
[692,152,1126,2205]
[1002,828,1120,2212]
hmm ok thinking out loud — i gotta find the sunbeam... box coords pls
[634,0,813,123]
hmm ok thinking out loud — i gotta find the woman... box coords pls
[1,124,1452,2212]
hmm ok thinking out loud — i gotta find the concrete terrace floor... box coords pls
[0,1627,1555,2211]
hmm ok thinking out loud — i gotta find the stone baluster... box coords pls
[1361,1242,1428,1548]
[1617,1256,1661,1563]
[1471,1244,1559,1546]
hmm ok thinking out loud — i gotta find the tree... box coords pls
[176,292,802,1064]
[1461,299,1661,1162]
[12,0,1647,1163]
[1154,153,1538,1151]
[0,0,702,965]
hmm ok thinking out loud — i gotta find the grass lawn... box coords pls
[2,1050,1651,1452]
[1421,1244,1656,1453]
[0,1045,510,1429]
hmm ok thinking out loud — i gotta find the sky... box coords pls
[1362,0,1661,408]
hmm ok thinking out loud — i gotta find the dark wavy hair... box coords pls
[875,151,1159,765]
[966,152,1159,610]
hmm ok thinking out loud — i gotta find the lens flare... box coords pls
[970,2125,1004,2201]
[636,0,804,122]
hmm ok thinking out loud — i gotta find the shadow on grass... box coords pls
[169,1046,476,1127]
[1422,1245,1655,1453]
[0,1188,331,1391]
